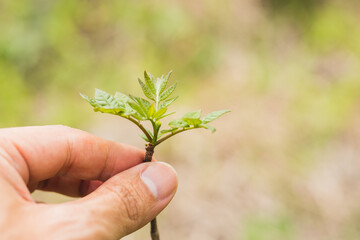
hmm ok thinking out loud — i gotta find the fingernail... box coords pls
[141,162,177,200]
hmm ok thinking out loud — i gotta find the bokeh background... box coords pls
[1,0,360,239]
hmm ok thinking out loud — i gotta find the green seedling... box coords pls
[81,70,230,240]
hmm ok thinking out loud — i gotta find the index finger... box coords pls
[0,125,145,185]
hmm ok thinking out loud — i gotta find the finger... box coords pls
[0,125,146,185]
[61,162,178,239]
[36,176,103,197]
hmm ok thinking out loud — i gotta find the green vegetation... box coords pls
[81,70,229,239]
[81,71,229,146]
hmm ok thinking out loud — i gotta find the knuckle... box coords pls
[106,181,145,222]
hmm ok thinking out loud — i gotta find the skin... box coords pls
[0,125,178,240]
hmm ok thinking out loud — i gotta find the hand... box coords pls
[0,125,177,239]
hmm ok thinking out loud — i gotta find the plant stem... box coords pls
[143,143,160,240]
[144,143,155,162]
[126,116,153,142]
[150,218,160,240]
[155,128,190,146]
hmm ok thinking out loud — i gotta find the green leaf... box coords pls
[82,90,126,115]
[153,108,167,120]
[147,104,155,118]
[201,110,230,124]
[182,110,202,126]
[154,78,164,101]
[160,83,177,101]
[80,93,99,108]
[119,103,135,116]
[114,91,131,105]
[160,96,178,109]
[156,111,175,120]
[129,95,151,115]
[138,78,155,101]
[128,102,147,119]
[159,70,172,93]
[144,71,156,94]
[160,129,174,134]
[200,124,216,133]
[94,89,121,108]
[169,119,189,129]
[183,118,202,126]
[182,110,202,120]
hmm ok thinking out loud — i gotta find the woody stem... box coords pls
[143,143,160,240]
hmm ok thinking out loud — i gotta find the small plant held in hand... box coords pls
[81,71,230,240]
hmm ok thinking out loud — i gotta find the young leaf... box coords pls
[160,96,178,109]
[182,110,202,126]
[159,70,172,93]
[182,110,202,120]
[80,93,99,108]
[160,83,177,101]
[154,78,164,102]
[138,78,155,101]
[128,102,147,119]
[201,110,231,124]
[144,71,156,94]
[114,91,131,104]
[94,89,120,108]
[130,95,151,114]
[169,119,189,129]
[183,118,202,126]
[153,108,168,120]
[160,129,174,134]
[200,124,216,133]
[148,104,155,118]
[156,111,175,120]
[119,103,135,116]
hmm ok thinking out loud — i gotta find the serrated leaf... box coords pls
[182,110,202,120]
[183,118,202,126]
[130,95,151,109]
[169,119,189,129]
[200,124,216,133]
[144,71,156,94]
[122,103,136,116]
[160,129,174,134]
[82,92,126,115]
[94,88,121,108]
[80,93,99,108]
[138,78,155,101]
[201,110,230,124]
[154,77,164,102]
[160,96,178,109]
[148,104,155,118]
[129,95,151,117]
[114,91,131,105]
[156,111,175,120]
[153,108,167,119]
[159,70,172,93]
[160,83,177,101]
[128,102,147,119]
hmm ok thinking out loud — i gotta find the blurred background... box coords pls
[1,0,360,239]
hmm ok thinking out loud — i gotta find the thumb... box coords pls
[70,162,177,239]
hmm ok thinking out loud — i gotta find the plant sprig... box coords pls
[81,70,230,147]
[81,70,229,240]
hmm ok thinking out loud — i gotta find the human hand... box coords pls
[0,125,177,239]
